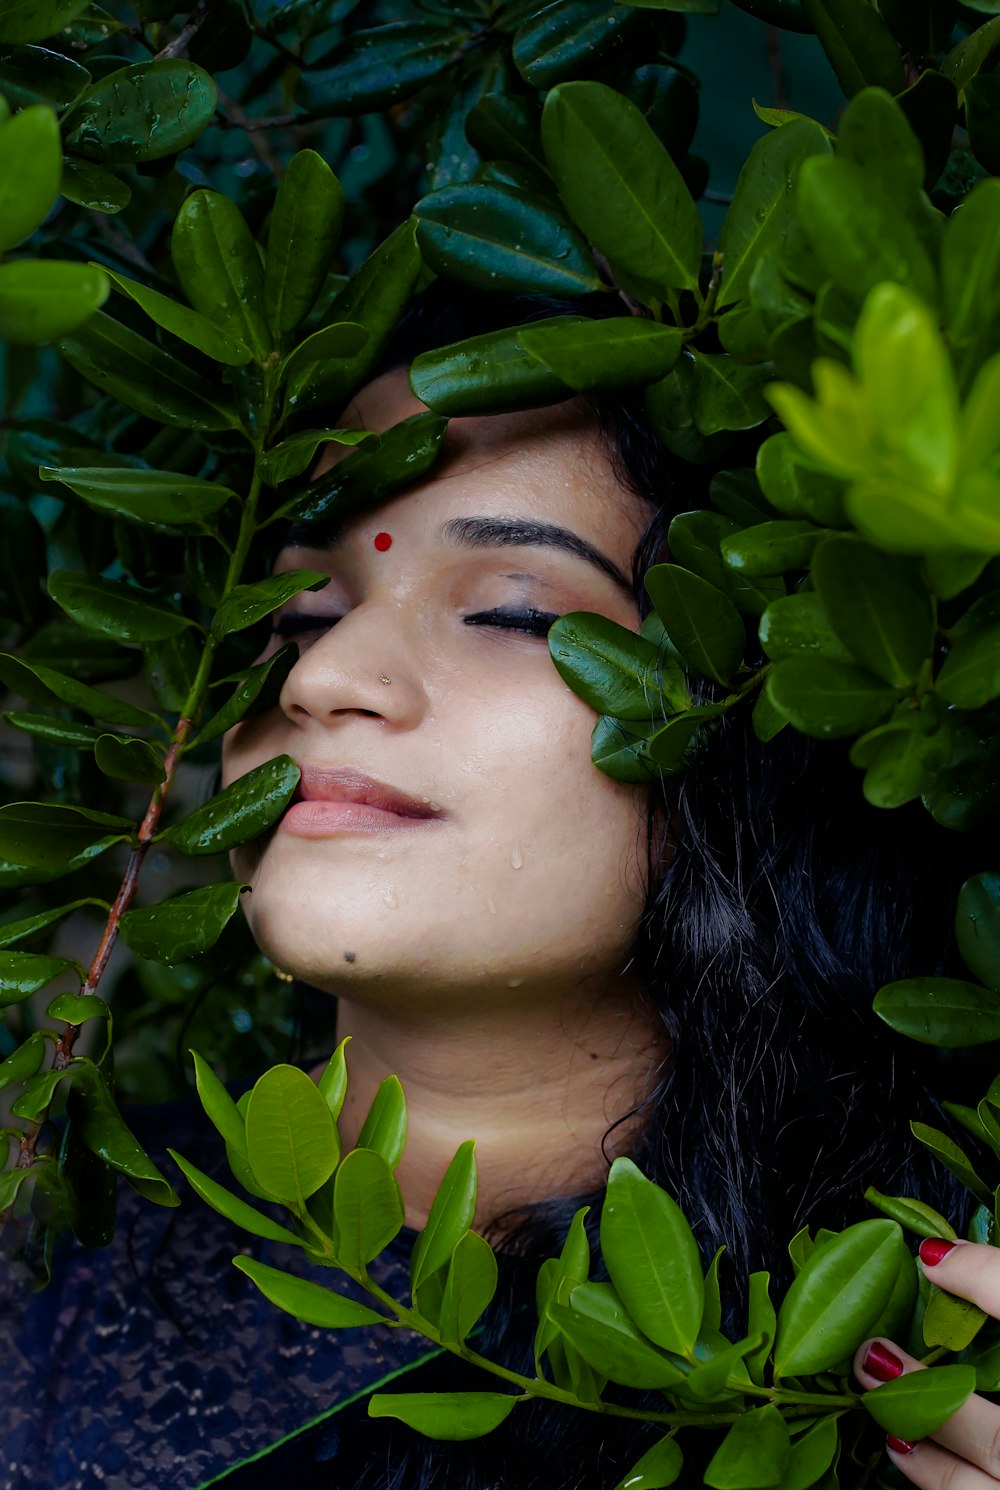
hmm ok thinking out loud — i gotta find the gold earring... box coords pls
[272,965,294,983]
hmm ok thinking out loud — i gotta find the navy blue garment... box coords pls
[1,1096,440,1490]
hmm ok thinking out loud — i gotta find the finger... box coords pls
[886,1434,999,1490]
[854,1338,1000,1479]
[918,1238,1000,1319]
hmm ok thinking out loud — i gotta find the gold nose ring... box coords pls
[379,674,391,685]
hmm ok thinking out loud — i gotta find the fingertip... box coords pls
[918,1237,959,1268]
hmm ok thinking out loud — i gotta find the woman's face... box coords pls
[223,369,653,1008]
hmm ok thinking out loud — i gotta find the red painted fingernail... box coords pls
[886,1436,917,1456]
[919,1237,957,1267]
[863,1342,904,1382]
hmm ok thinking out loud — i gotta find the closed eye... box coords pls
[463,607,560,638]
[271,613,340,639]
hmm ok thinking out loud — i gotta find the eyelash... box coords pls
[271,607,559,641]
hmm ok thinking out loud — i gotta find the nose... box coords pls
[277,601,427,732]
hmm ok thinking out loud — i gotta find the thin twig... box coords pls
[155,0,216,61]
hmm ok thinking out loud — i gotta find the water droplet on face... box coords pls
[510,846,523,870]
[380,886,398,908]
[506,976,524,988]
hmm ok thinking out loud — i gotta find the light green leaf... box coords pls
[0,104,61,252]
[169,1148,304,1245]
[234,1256,387,1327]
[333,1147,404,1272]
[704,1404,790,1489]
[862,1364,976,1438]
[368,1392,515,1442]
[438,1229,499,1345]
[612,1434,683,1490]
[356,1074,407,1171]
[411,1139,477,1295]
[245,1063,339,1206]
[0,261,109,345]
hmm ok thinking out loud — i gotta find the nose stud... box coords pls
[379,674,391,685]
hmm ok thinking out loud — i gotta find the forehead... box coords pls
[316,367,650,562]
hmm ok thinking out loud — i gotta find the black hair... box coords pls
[332,283,989,1489]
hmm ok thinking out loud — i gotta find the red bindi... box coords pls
[373,532,392,552]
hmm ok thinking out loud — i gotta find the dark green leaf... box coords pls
[611,1434,683,1490]
[93,734,164,786]
[758,593,852,663]
[171,189,270,363]
[0,899,105,950]
[0,950,75,1005]
[942,177,1000,349]
[0,0,90,45]
[415,182,604,297]
[911,1121,991,1205]
[286,415,447,523]
[542,80,702,298]
[705,1404,790,1488]
[520,318,682,393]
[58,311,237,431]
[102,267,251,366]
[465,92,545,175]
[854,717,950,808]
[169,1149,303,1245]
[755,434,848,527]
[863,1364,976,1438]
[68,1058,178,1204]
[667,512,783,618]
[165,755,299,855]
[119,884,245,963]
[874,977,1000,1047]
[368,1392,515,1442]
[211,571,329,641]
[965,70,1000,174]
[957,871,1000,992]
[0,1032,46,1092]
[245,1063,338,1206]
[234,1256,387,1326]
[644,565,746,685]
[938,594,1000,708]
[0,652,160,730]
[298,21,461,116]
[689,353,771,435]
[4,712,104,749]
[766,657,897,738]
[333,1147,404,1271]
[513,0,640,88]
[718,118,831,309]
[549,613,681,719]
[0,261,109,345]
[409,327,568,416]
[63,59,216,163]
[266,149,345,338]
[721,521,822,577]
[279,322,369,404]
[590,715,661,784]
[259,429,368,488]
[800,0,904,96]
[48,572,194,642]
[61,160,130,214]
[646,708,719,770]
[46,992,108,1024]
[195,647,299,746]
[773,1219,905,1377]
[812,537,934,688]
[0,102,61,251]
[0,44,89,111]
[0,801,132,875]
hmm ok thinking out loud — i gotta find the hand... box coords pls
[854,1239,1000,1486]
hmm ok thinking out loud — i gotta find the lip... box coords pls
[280,765,445,838]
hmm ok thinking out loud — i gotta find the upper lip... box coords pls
[294,765,443,820]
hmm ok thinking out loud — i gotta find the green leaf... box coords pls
[644,565,746,685]
[279,322,369,404]
[298,20,461,116]
[863,1364,976,1438]
[0,801,132,875]
[766,657,897,738]
[196,646,298,747]
[259,429,368,488]
[542,80,702,297]
[41,465,235,534]
[864,1187,957,1241]
[61,160,130,214]
[48,571,193,643]
[165,756,300,855]
[187,1049,247,1158]
[837,86,925,217]
[704,1405,790,1489]
[874,977,1000,1047]
[590,715,661,784]
[910,1122,991,1206]
[514,1,640,88]
[0,950,75,1005]
[612,1434,684,1490]
[438,1229,498,1345]
[46,992,108,1024]
[411,1139,477,1296]
[93,734,164,787]
[415,182,604,297]
[797,156,937,307]
[520,318,682,394]
[601,1157,704,1357]
[58,311,237,432]
[0,652,159,730]
[0,1032,46,1092]
[721,521,823,577]
[368,1392,515,1442]
[0,0,89,43]
[0,899,105,951]
[646,708,719,770]
[690,354,772,435]
[245,1063,339,1206]
[0,103,61,251]
[965,70,1000,174]
[922,1286,988,1350]
[333,1147,404,1272]
[779,1417,839,1490]
[169,1149,304,1245]
[938,594,1000,709]
[811,537,934,689]
[682,1331,763,1401]
[758,593,852,663]
[4,712,104,749]
[101,267,250,366]
[409,327,568,417]
[68,1058,178,1205]
[356,1074,407,1172]
[773,1219,906,1377]
[745,1272,776,1386]
[233,1256,387,1327]
[62,59,217,163]
[317,1038,350,1121]
[549,613,679,720]
[286,414,447,524]
[942,177,1000,349]
[957,871,1000,991]
[667,512,784,618]
[465,92,545,175]
[11,1066,69,1119]
[0,261,109,345]
[265,150,345,339]
[210,571,329,641]
[0,43,90,111]
[755,434,847,527]
[119,883,244,963]
[718,118,831,309]
[800,0,904,96]
[171,189,270,363]
[553,1282,685,1389]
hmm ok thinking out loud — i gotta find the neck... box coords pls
[326,976,667,1232]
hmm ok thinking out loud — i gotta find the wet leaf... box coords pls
[101,267,251,365]
[119,884,245,963]
[265,149,345,338]
[165,755,299,855]
[68,1058,178,1204]
[210,571,328,640]
[63,59,217,163]
[0,950,75,1005]
[48,571,194,642]
[171,189,270,363]
[195,646,298,746]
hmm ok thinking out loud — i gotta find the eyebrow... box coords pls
[439,516,632,594]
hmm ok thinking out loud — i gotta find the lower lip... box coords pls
[280,800,442,837]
